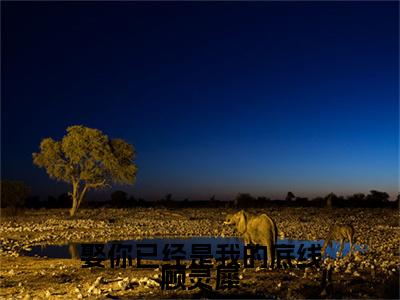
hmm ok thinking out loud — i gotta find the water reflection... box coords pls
[69,243,80,259]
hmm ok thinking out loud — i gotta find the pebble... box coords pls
[88,276,103,294]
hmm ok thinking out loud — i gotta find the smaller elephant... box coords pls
[224,210,278,268]
[321,224,354,258]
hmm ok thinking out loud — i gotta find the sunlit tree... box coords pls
[33,125,137,216]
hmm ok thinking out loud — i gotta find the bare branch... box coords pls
[86,179,107,189]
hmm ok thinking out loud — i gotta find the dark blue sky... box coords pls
[2,2,398,200]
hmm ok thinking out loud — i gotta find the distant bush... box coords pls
[365,190,389,206]
[234,193,255,208]
[1,181,29,213]
[12,189,398,210]
[25,195,42,209]
[233,193,271,208]
[111,190,128,207]
[109,190,139,208]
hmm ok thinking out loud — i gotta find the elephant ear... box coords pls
[237,210,247,234]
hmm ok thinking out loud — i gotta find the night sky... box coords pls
[2,2,398,200]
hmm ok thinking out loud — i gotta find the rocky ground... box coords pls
[0,207,399,299]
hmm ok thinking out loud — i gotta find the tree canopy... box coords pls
[33,125,137,216]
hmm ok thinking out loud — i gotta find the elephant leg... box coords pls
[338,239,344,258]
[271,243,276,269]
[349,240,353,256]
[348,235,353,256]
[243,233,251,245]
[321,240,328,258]
[267,241,275,269]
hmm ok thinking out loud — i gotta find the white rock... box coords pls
[93,276,103,286]
[91,288,101,295]
[118,277,130,290]
[147,279,160,287]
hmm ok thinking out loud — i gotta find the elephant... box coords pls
[224,210,278,268]
[321,224,355,258]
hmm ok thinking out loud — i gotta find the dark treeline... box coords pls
[6,187,399,210]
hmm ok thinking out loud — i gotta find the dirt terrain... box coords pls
[0,207,399,299]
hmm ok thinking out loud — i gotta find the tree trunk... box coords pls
[69,180,105,217]
[69,243,80,259]
[77,185,88,210]
[69,182,88,217]
[69,181,79,217]
[69,195,79,217]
